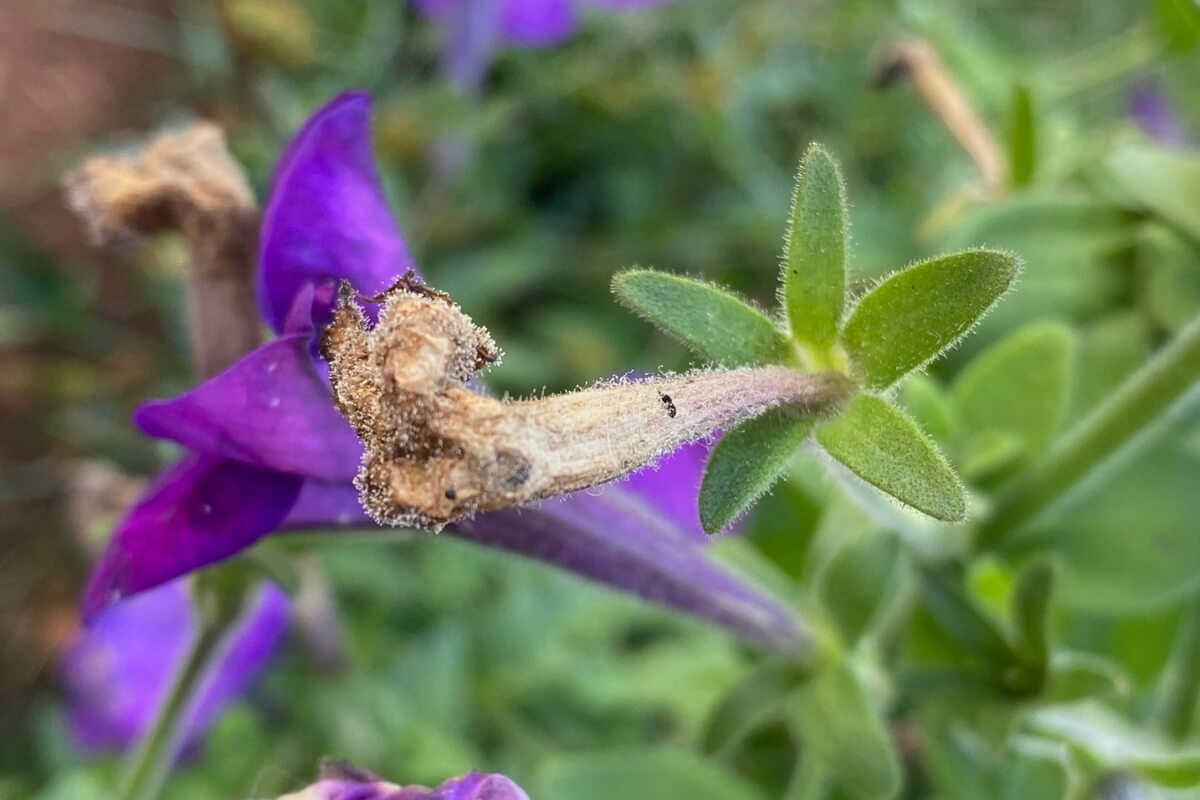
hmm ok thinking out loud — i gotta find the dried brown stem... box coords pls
[874,38,1005,191]
[324,274,854,529]
[66,123,262,378]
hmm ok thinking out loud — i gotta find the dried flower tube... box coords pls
[324,273,854,529]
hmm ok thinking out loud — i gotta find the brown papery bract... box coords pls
[324,273,854,530]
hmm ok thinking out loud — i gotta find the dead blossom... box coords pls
[323,272,855,529]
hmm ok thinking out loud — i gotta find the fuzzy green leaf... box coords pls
[793,660,902,800]
[700,408,814,533]
[783,144,848,351]
[613,270,792,366]
[816,394,966,521]
[841,249,1019,388]
[952,322,1075,469]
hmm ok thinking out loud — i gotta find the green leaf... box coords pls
[818,531,908,646]
[612,270,792,366]
[793,660,902,800]
[1155,0,1200,50]
[919,568,1014,664]
[1140,223,1200,334]
[952,322,1075,470]
[783,143,848,351]
[959,430,1025,483]
[700,408,814,533]
[700,659,808,755]
[1040,441,1200,613]
[816,394,966,521]
[1106,144,1200,243]
[1043,652,1129,704]
[1011,559,1056,668]
[1030,703,1200,788]
[900,375,958,445]
[1007,83,1037,188]
[541,748,767,800]
[841,249,1019,388]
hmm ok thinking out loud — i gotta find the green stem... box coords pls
[1040,24,1164,101]
[978,313,1200,550]
[114,590,230,800]
[1149,589,1200,742]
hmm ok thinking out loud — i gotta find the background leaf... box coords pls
[818,531,908,646]
[700,409,814,533]
[612,270,793,367]
[840,249,1020,388]
[817,395,966,521]
[793,660,902,800]
[951,323,1075,475]
[540,748,768,800]
[1007,83,1037,188]
[783,143,848,352]
[1106,144,1200,243]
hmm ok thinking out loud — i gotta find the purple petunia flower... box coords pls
[413,0,675,91]
[277,763,529,800]
[61,580,290,753]
[82,91,810,658]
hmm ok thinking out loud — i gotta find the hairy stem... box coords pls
[1149,588,1200,742]
[978,313,1200,550]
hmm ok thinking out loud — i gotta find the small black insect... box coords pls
[660,393,677,418]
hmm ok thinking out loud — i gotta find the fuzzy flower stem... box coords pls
[324,275,854,529]
[113,584,234,800]
[978,313,1200,550]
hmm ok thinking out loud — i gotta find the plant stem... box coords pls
[977,313,1200,550]
[1150,589,1200,742]
[1039,23,1164,101]
[114,591,229,800]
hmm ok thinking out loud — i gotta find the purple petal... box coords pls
[274,476,807,653]
[62,580,290,754]
[1129,80,1190,149]
[283,480,372,530]
[259,92,416,334]
[452,486,811,655]
[83,455,300,620]
[583,0,675,7]
[278,768,528,800]
[618,440,712,542]
[433,772,530,800]
[135,336,362,483]
[500,0,576,46]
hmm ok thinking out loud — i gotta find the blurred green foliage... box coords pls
[4,0,1200,798]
